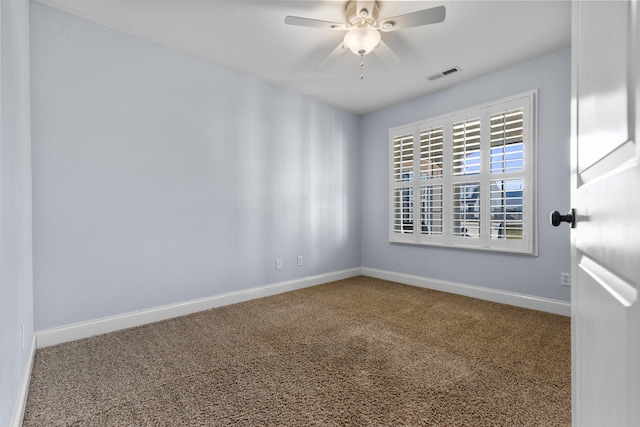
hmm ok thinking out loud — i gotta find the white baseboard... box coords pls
[36,267,362,348]
[11,335,36,427]
[35,266,570,349]
[361,267,571,316]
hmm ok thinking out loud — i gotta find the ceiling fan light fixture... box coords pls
[343,26,381,55]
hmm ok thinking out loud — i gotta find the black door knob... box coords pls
[550,209,576,228]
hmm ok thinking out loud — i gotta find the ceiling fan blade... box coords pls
[379,32,412,60]
[317,42,348,67]
[373,40,401,66]
[284,16,346,30]
[379,5,446,32]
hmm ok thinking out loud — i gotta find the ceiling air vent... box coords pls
[427,66,461,81]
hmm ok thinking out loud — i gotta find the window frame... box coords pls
[388,91,538,255]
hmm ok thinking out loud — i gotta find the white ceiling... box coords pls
[33,0,571,115]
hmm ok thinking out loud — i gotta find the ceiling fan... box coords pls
[284,0,446,78]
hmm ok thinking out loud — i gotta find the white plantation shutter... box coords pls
[419,126,444,236]
[490,109,524,174]
[390,122,445,242]
[389,91,537,254]
[420,127,444,179]
[453,182,481,238]
[487,100,531,250]
[390,129,417,240]
[453,118,481,176]
[490,179,524,240]
[392,187,414,234]
[393,134,414,182]
[420,184,443,235]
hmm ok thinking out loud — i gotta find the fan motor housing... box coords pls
[345,0,380,27]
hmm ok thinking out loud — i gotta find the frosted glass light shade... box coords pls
[343,27,381,55]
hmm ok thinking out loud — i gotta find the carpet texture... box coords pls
[24,277,570,426]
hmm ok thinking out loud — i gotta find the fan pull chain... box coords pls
[359,52,365,80]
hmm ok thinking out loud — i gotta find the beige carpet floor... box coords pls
[24,276,571,426]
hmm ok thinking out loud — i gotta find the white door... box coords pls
[570,1,640,426]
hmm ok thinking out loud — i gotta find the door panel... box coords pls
[576,0,629,172]
[576,257,632,426]
[572,1,639,426]
[575,146,639,283]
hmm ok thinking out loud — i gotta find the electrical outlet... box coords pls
[561,272,571,287]
[297,256,303,267]
[275,259,282,270]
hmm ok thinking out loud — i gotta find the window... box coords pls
[389,91,537,254]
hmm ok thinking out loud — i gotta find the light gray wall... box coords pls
[30,3,361,331]
[361,48,572,302]
[0,0,34,424]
